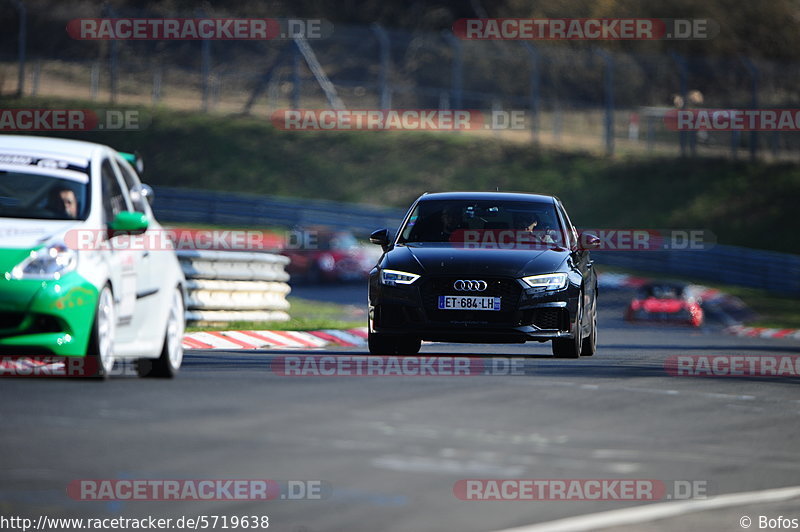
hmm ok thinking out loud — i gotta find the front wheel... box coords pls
[87,285,116,378]
[137,288,185,378]
[552,295,582,359]
[581,301,597,356]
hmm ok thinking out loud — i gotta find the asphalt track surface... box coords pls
[2,284,799,532]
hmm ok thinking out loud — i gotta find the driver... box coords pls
[515,212,555,245]
[47,185,79,219]
[438,204,463,241]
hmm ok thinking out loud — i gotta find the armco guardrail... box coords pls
[153,186,405,235]
[177,250,291,323]
[592,245,800,296]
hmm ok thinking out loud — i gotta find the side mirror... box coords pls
[108,211,149,238]
[369,228,391,250]
[579,232,601,250]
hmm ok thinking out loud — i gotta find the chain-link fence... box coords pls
[2,3,800,160]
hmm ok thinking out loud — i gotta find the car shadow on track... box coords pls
[184,349,800,383]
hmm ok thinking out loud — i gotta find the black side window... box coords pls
[557,202,578,248]
[116,158,146,213]
[101,159,127,223]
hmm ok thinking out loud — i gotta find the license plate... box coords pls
[438,296,501,311]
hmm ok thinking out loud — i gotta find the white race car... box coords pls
[0,135,185,378]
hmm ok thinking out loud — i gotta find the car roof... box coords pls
[417,191,557,204]
[0,135,110,160]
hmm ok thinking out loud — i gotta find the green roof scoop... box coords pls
[118,151,144,174]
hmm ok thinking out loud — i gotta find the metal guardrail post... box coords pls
[102,4,119,103]
[594,48,615,157]
[670,52,689,157]
[11,0,27,97]
[199,9,212,112]
[291,41,301,109]
[741,56,759,162]
[443,31,463,110]
[371,24,391,110]
[521,42,541,143]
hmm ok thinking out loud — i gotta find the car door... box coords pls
[556,200,597,329]
[113,155,161,323]
[99,157,142,343]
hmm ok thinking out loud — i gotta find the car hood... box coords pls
[388,244,568,277]
[0,218,81,249]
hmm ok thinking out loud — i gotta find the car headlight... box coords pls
[11,243,77,280]
[521,272,568,290]
[380,269,420,285]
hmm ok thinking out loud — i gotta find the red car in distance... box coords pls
[282,229,375,283]
[625,282,704,327]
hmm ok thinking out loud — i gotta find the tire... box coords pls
[552,294,582,359]
[396,337,422,356]
[368,332,421,355]
[137,288,185,378]
[86,285,115,378]
[581,299,597,356]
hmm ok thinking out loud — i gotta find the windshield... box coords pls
[0,156,90,221]
[398,199,565,248]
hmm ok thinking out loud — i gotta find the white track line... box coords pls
[490,485,800,532]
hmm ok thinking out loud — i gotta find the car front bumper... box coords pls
[369,274,580,343]
[0,272,99,356]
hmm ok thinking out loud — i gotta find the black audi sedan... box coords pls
[368,192,600,357]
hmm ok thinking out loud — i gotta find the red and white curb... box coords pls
[724,325,800,341]
[182,328,368,350]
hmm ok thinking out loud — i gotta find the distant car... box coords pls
[368,192,599,357]
[625,282,703,327]
[283,229,374,283]
[0,135,186,378]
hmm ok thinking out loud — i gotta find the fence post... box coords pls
[31,61,40,96]
[197,9,211,111]
[444,32,463,109]
[371,24,391,110]
[670,52,688,157]
[11,0,27,96]
[291,41,301,109]
[103,4,119,103]
[152,67,162,104]
[521,42,540,143]
[741,56,759,162]
[594,49,615,156]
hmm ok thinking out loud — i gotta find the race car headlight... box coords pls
[521,272,568,290]
[380,269,420,286]
[11,243,77,280]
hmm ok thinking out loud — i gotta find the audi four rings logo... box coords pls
[454,280,488,291]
